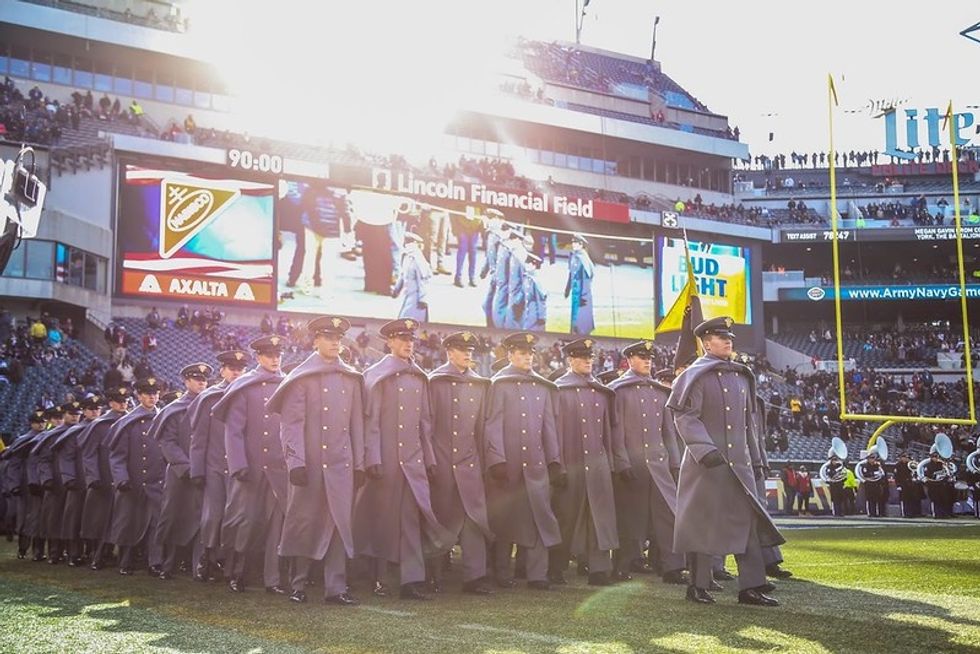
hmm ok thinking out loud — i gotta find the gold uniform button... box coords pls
[522,446,527,451]
[322,426,327,431]
[322,445,327,450]
[322,464,328,469]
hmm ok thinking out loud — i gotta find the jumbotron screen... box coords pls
[115,163,276,306]
[275,176,655,338]
[657,236,752,325]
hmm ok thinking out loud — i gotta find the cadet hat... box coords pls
[443,331,479,351]
[29,409,46,425]
[547,367,566,382]
[403,231,423,246]
[250,335,285,355]
[563,338,595,358]
[654,368,676,383]
[622,340,655,359]
[61,401,83,415]
[596,369,623,385]
[81,394,104,410]
[490,359,508,374]
[160,389,184,406]
[380,319,420,339]
[694,316,736,340]
[135,377,161,394]
[44,406,65,420]
[502,332,538,351]
[571,233,588,245]
[308,316,351,337]
[181,362,213,381]
[216,350,249,368]
[105,386,133,403]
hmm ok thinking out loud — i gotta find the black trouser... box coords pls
[829,483,845,517]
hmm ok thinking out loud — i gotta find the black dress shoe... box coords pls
[289,590,307,603]
[228,577,246,593]
[17,550,27,560]
[662,570,688,585]
[738,588,779,606]
[47,556,62,565]
[494,577,517,589]
[757,582,777,593]
[324,592,359,606]
[612,571,633,582]
[527,580,552,591]
[158,570,175,580]
[713,569,735,581]
[577,562,589,577]
[686,586,716,604]
[90,560,103,571]
[547,572,567,585]
[266,585,287,595]
[32,553,46,562]
[462,580,494,595]
[68,557,84,567]
[399,584,430,600]
[708,580,724,592]
[766,564,793,579]
[372,581,389,597]
[588,572,612,587]
[119,567,134,576]
[147,565,163,577]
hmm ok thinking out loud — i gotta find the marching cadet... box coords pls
[107,377,163,575]
[609,343,687,585]
[564,234,595,336]
[354,318,452,600]
[212,335,289,594]
[480,211,506,327]
[55,395,104,566]
[503,231,529,329]
[521,253,548,331]
[393,232,432,323]
[2,409,47,558]
[426,331,494,595]
[550,338,627,587]
[79,387,131,570]
[265,316,363,606]
[667,317,784,606]
[154,363,212,580]
[483,332,563,590]
[490,224,513,329]
[25,407,64,561]
[36,401,83,564]
[187,350,248,581]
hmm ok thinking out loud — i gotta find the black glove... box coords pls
[289,466,308,487]
[426,465,437,482]
[367,464,383,480]
[42,479,55,491]
[10,487,21,497]
[117,480,132,492]
[232,468,251,483]
[353,469,366,490]
[190,476,205,489]
[548,462,567,489]
[618,468,636,484]
[489,463,508,484]
[28,484,42,496]
[179,468,191,481]
[64,479,79,491]
[700,450,727,469]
